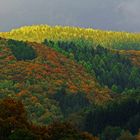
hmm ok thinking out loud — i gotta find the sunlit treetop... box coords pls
[1,24,140,50]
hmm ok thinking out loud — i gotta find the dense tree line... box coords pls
[52,89,140,140]
[0,98,97,140]
[52,87,90,117]
[7,39,37,60]
[43,39,140,92]
[112,41,140,50]
[84,95,140,139]
[1,96,140,140]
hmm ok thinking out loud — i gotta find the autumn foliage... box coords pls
[1,25,140,140]
[0,98,97,140]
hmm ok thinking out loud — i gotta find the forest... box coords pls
[43,39,140,93]
[0,25,140,139]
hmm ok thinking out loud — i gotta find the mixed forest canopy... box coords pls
[1,25,140,139]
[43,39,140,93]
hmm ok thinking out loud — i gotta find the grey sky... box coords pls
[0,0,140,32]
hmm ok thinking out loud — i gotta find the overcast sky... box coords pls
[0,0,140,32]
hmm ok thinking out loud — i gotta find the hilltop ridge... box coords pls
[1,24,140,50]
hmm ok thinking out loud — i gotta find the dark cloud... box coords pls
[0,0,140,32]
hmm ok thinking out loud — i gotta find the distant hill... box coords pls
[1,25,140,50]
